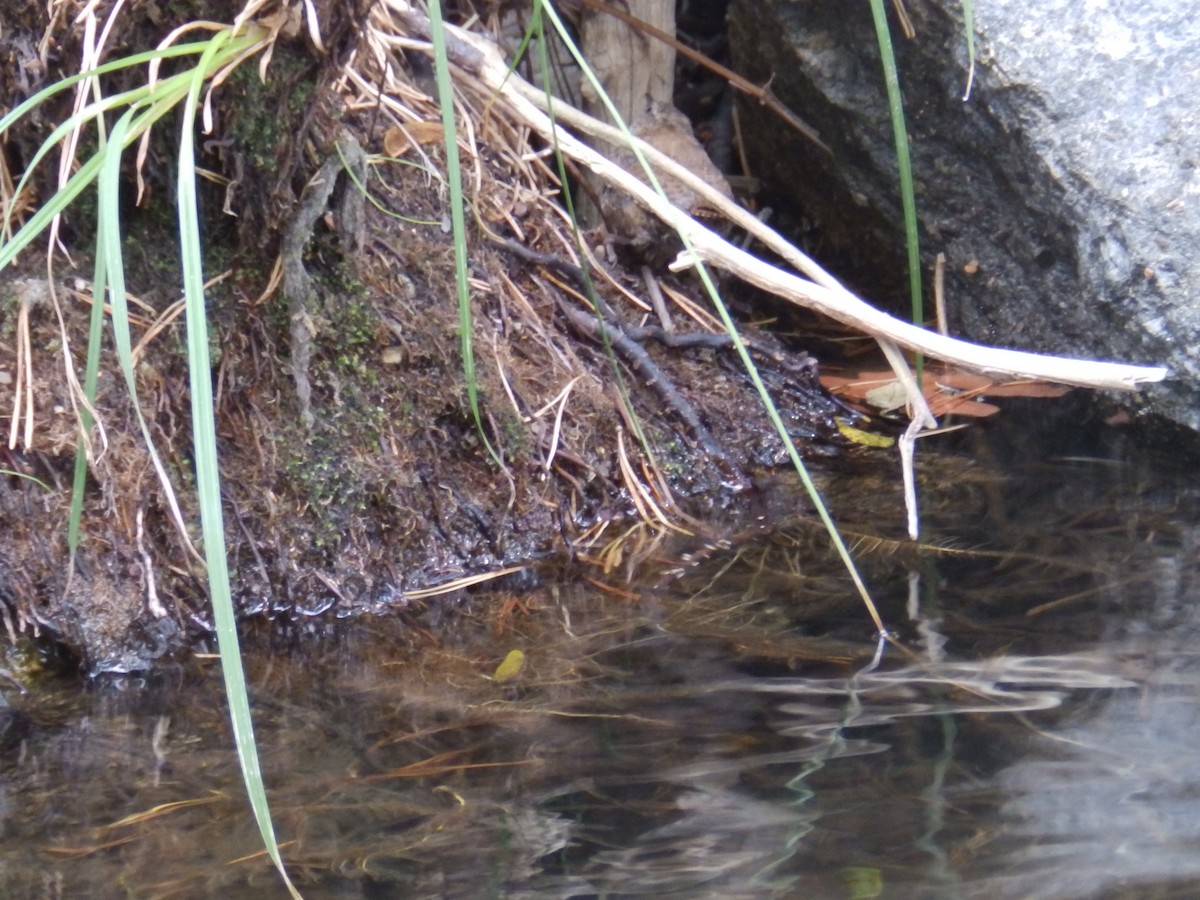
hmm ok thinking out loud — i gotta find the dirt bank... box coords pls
[0,4,852,672]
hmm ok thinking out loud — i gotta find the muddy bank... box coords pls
[0,6,854,672]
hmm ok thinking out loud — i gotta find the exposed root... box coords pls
[279,135,367,430]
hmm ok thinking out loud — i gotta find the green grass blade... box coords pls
[68,106,113,558]
[32,49,261,563]
[0,154,106,271]
[868,0,924,376]
[98,110,176,458]
[95,106,201,567]
[174,29,299,897]
[1,469,51,490]
[961,1,976,100]
[3,36,263,266]
[54,106,188,539]
[427,0,503,467]
[69,175,113,561]
[0,40,223,136]
[0,21,291,895]
[334,142,440,226]
[538,2,885,629]
[1,67,192,245]
[528,2,661,470]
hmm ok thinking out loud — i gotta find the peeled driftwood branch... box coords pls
[391,4,1167,393]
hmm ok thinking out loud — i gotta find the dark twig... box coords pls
[556,301,731,464]
[494,238,737,467]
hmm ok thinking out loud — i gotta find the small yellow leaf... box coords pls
[836,419,895,448]
[841,865,884,899]
[492,649,526,684]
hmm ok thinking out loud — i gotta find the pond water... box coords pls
[4,399,1200,899]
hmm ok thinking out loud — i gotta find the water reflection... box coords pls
[3,408,1200,899]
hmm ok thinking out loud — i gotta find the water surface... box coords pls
[4,403,1199,899]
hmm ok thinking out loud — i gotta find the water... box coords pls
[4,401,1200,899]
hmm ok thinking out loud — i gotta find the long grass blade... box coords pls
[0,40,221,135]
[868,0,923,376]
[69,167,112,563]
[97,109,199,559]
[427,0,503,467]
[537,2,886,631]
[525,2,662,475]
[174,29,299,897]
[1,19,295,896]
[2,36,263,267]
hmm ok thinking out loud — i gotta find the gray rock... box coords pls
[728,0,1200,430]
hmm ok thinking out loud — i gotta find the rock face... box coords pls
[728,0,1200,430]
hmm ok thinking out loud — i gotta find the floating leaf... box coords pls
[841,865,884,899]
[836,419,895,448]
[492,649,526,684]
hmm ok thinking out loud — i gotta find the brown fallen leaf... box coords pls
[820,365,1071,420]
[383,121,446,157]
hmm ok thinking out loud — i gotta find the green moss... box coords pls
[279,427,367,553]
[496,407,530,462]
[311,262,380,379]
[225,51,318,174]
[274,279,391,554]
[267,235,398,554]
